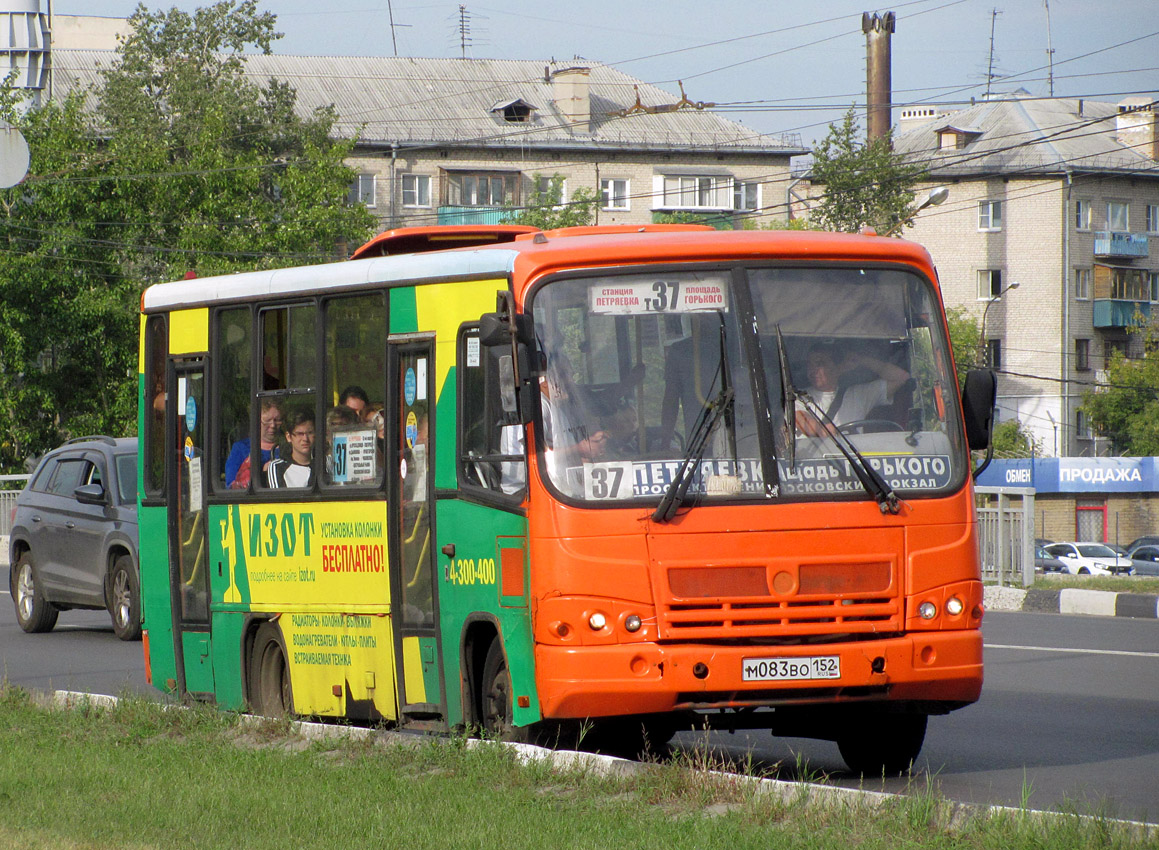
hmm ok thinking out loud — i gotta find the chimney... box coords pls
[550,66,591,135]
[863,11,895,144]
[1115,96,1159,161]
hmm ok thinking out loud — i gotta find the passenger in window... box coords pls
[794,343,909,436]
[339,385,369,419]
[226,399,283,489]
[266,407,315,489]
[325,404,361,483]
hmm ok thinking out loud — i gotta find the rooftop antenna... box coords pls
[387,0,398,56]
[457,5,472,59]
[985,8,1002,100]
[1044,0,1055,97]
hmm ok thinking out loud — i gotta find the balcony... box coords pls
[437,205,508,226]
[1093,231,1149,259]
[1093,299,1151,328]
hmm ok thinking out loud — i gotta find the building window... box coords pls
[1107,201,1129,231]
[734,180,760,211]
[402,174,431,207]
[533,174,567,208]
[978,200,1003,230]
[1075,410,1092,440]
[1147,204,1159,234]
[977,269,1003,299]
[661,175,731,210]
[1104,338,1129,364]
[985,339,1001,369]
[600,178,630,210]
[350,173,376,208]
[1074,267,1091,300]
[1075,200,1091,230]
[1075,338,1090,372]
[445,172,518,207]
[1151,271,1159,302]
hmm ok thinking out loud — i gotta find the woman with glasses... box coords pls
[225,398,284,488]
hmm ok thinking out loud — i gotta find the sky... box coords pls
[59,0,1159,146]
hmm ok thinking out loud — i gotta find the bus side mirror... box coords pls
[961,369,997,451]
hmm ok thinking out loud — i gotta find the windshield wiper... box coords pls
[773,324,796,470]
[795,391,901,515]
[652,384,734,523]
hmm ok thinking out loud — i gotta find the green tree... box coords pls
[944,306,982,388]
[1080,324,1159,454]
[505,174,597,229]
[991,419,1041,458]
[810,108,927,234]
[0,0,374,470]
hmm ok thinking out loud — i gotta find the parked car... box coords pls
[1035,537,1054,548]
[1034,546,1066,573]
[1124,545,1159,577]
[8,436,140,640]
[1042,541,1135,576]
[1125,535,1159,553]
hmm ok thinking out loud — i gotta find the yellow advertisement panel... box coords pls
[217,501,391,610]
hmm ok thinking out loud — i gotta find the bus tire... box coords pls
[12,552,58,634]
[250,622,293,717]
[480,640,528,743]
[108,555,141,641]
[837,712,927,776]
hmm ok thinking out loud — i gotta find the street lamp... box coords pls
[979,280,1020,367]
[883,186,949,236]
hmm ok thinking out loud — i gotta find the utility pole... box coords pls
[862,11,895,144]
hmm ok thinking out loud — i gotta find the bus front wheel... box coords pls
[837,712,927,776]
[250,622,293,717]
[480,640,528,743]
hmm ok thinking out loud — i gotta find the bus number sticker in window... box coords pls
[589,280,728,315]
[583,461,636,500]
[331,429,378,484]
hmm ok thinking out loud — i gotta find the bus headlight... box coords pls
[624,614,642,633]
[945,596,964,616]
[588,612,607,630]
[918,601,937,620]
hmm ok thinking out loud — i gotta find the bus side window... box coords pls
[216,307,252,490]
[322,293,386,487]
[458,326,524,496]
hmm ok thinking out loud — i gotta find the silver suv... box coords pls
[8,436,140,640]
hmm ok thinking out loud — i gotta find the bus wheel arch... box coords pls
[248,619,294,718]
[460,616,499,731]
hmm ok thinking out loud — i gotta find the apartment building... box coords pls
[50,48,806,233]
[895,93,1159,457]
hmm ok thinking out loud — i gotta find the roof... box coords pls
[893,92,1159,178]
[50,50,806,156]
[143,227,934,312]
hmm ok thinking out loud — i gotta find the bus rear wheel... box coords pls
[480,640,528,743]
[837,712,927,776]
[251,623,293,717]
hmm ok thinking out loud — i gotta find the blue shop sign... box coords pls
[976,457,1158,493]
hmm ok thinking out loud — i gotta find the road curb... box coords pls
[983,585,1159,618]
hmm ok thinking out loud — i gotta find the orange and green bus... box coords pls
[138,224,995,774]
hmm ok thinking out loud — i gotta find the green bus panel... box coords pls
[181,631,215,695]
[138,503,177,693]
[435,498,536,728]
[209,612,248,710]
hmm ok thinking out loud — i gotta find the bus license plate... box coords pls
[742,655,841,682]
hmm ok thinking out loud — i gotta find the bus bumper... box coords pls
[533,629,982,719]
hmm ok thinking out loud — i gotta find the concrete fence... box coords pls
[975,485,1036,587]
[0,474,30,537]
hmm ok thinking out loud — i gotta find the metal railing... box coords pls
[975,485,1036,587]
[0,474,30,536]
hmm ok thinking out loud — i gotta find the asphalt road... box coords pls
[2,565,1156,823]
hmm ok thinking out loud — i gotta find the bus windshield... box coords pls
[530,264,967,505]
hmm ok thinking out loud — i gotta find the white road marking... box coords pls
[985,642,1159,659]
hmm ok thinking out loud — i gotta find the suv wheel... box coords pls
[108,555,141,641]
[12,552,59,634]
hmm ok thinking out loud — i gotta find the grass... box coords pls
[1032,575,1159,594]
[0,684,1156,850]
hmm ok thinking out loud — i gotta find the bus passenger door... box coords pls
[169,359,215,698]
[389,339,446,723]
